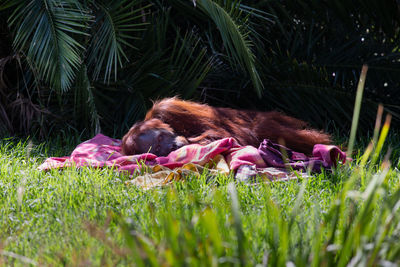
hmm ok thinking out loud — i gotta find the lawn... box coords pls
[0,132,400,266]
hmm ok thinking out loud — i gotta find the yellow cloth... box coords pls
[126,155,230,190]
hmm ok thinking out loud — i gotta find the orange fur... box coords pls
[122,97,332,155]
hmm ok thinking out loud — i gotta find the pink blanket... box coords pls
[39,134,267,174]
[39,134,347,182]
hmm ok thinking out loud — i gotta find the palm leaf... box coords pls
[95,11,213,135]
[8,0,90,92]
[121,9,212,99]
[86,0,151,83]
[73,65,101,135]
[124,32,212,98]
[194,0,264,96]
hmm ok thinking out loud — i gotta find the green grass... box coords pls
[0,132,400,266]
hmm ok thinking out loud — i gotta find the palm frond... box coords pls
[195,0,263,96]
[94,12,214,135]
[124,34,212,98]
[249,0,400,130]
[121,9,212,99]
[0,0,20,11]
[8,0,91,92]
[86,0,151,83]
[73,65,101,135]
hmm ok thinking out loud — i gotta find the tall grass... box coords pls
[0,129,399,265]
[1,67,400,265]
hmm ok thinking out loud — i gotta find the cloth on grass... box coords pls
[39,134,347,188]
[258,139,347,173]
[129,155,230,189]
[38,134,267,173]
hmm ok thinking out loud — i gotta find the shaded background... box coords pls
[0,0,399,140]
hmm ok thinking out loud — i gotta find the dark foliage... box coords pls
[0,0,399,140]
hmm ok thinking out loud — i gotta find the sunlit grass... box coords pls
[0,130,399,265]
